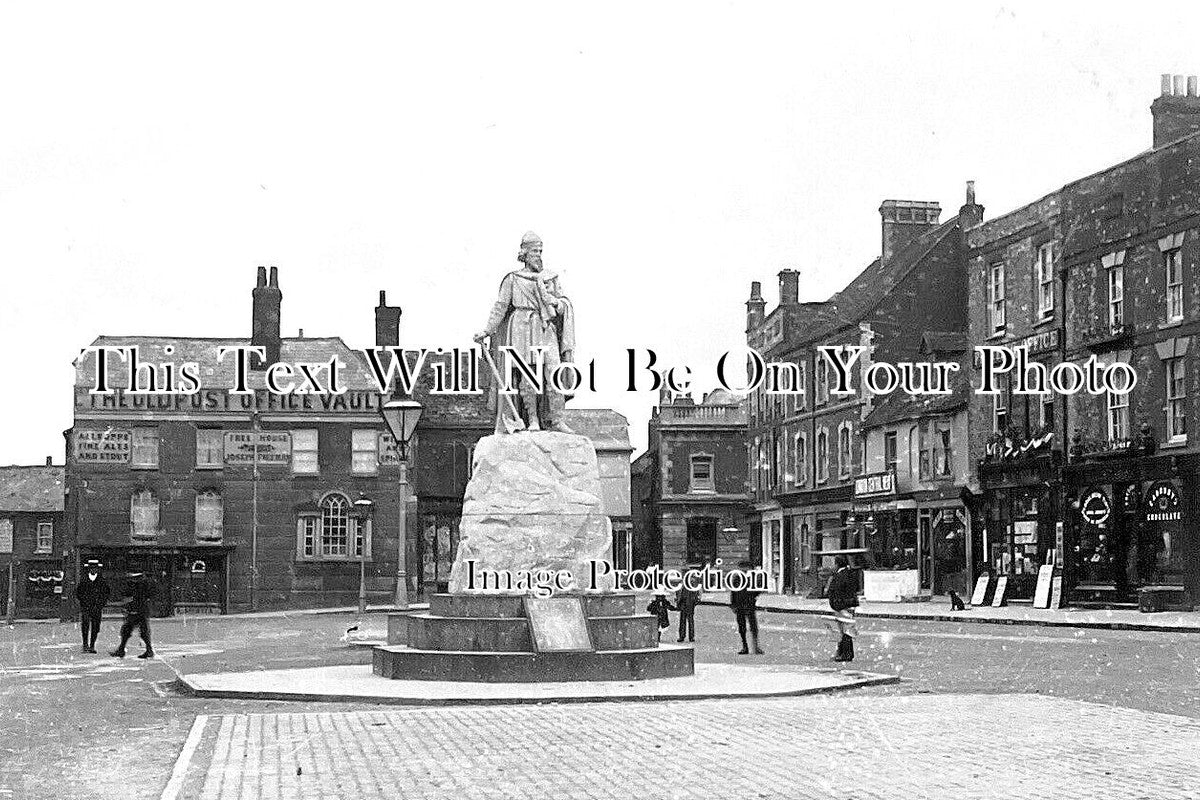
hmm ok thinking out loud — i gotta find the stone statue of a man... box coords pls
[474,232,576,434]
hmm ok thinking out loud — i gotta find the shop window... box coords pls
[196,429,223,468]
[1107,390,1129,441]
[130,490,159,542]
[296,493,370,561]
[0,519,11,553]
[1035,242,1054,317]
[689,454,715,493]
[352,429,379,475]
[988,262,1006,333]
[292,429,319,474]
[35,521,52,554]
[195,491,223,543]
[1166,357,1187,442]
[131,427,159,469]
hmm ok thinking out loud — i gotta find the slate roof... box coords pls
[0,465,66,513]
[862,362,970,429]
[920,331,969,355]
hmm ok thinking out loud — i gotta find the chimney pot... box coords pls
[778,269,800,305]
[1189,76,1198,97]
[379,290,386,306]
[966,180,976,205]
[749,281,763,301]
[269,266,279,287]
[256,266,267,287]
[45,456,52,466]
[1174,75,1186,96]
[1162,74,1173,95]
[298,328,304,338]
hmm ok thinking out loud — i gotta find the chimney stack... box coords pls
[777,269,800,306]
[375,290,403,347]
[1151,73,1200,148]
[958,180,985,228]
[879,200,941,262]
[250,266,282,370]
[45,456,52,466]
[746,281,766,333]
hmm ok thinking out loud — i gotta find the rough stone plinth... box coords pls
[448,432,615,593]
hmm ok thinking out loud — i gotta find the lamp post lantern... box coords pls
[352,493,375,614]
[381,398,423,609]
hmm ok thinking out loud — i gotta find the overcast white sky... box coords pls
[3,1,1200,462]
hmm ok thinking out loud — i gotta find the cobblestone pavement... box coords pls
[179,695,1200,800]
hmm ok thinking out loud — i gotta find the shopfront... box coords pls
[79,546,231,616]
[1063,451,1199,605]
[978,450,1061,602]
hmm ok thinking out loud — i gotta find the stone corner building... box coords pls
[0,462,66,619]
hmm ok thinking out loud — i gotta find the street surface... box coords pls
[2,605,1199,798]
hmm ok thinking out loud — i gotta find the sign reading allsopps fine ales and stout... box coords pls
[73,429,132,462]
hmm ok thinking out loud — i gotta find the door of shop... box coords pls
[172,554,225,614]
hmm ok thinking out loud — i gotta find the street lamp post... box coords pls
[353,494,375,614]
[381,398,423,609]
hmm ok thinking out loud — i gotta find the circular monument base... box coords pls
[373,593,695,683]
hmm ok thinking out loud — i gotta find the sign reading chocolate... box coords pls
[73,429,132,462]
[1144,481,1182,521]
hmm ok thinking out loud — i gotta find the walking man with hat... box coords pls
[110,569,155,659]
[74,559,110,654]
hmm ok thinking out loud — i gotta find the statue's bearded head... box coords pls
[518,231,543,271]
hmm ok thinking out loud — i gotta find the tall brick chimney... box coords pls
[250,266,282,370]
[746,281,766,332]
[958,180,985,229]
[777,269,799,305]
[375,290,402,347]
[879,200,941,262]
[1152,73,1200,148]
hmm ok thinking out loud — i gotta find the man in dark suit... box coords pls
[74,559,110,654]
[675,563,701,643]
[827,555,859,662]
[729,560,764,655]
[110,570,155,659]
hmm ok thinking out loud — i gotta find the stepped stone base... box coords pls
[373,643,695,683]
[375,592,694,682]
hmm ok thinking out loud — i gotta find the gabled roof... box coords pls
[0,465,65,513]
[799,216,961,345]
[862,359,970,430]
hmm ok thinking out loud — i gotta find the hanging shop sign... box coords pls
[73,429,132,463]
[854,470,896,499]
[1080,489,1111,525]
[1144,481,1182,522]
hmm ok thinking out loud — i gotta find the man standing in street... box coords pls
[827,554,859,662]
[675,563,701,643]
[74,559,110,654]
[110,569,155,659]
[730,560,764,655]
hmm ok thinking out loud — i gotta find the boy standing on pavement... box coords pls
[730,560,764,655]
[74,559,110,654]
[110,570,155,659]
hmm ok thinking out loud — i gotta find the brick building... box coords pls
[745,189,979,596]
[631,388,750,572]
[968,74,1200,606]
[0,462,66,619]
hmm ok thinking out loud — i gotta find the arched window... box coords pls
[296,493,371,561]
[196,491,223,543]
[321,494,350,556]
[130,490,159,542]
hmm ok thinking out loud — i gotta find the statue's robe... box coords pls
[482,268,575,433]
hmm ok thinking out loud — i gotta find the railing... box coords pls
[660,404,748,424]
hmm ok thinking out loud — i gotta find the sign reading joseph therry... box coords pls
[224,431,292,466]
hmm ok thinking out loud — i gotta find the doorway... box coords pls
[685,517,718,566]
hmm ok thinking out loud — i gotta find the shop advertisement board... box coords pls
[1033,565,1055,608]
[991,576,1009,607]
[223,431,292,466]
[862,569,919,602]
[970,575,991,606]
[73,429,132,463]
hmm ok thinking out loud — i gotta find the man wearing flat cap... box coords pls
[475,231,576,435]
[74,559,110,654]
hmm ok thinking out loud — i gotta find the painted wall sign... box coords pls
[73,429,132,463]
[854,470,896,499]
[1080,489,1111,525]
[1144,481,1182,522]
[223,431,292,466]
[77,387,388,414]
